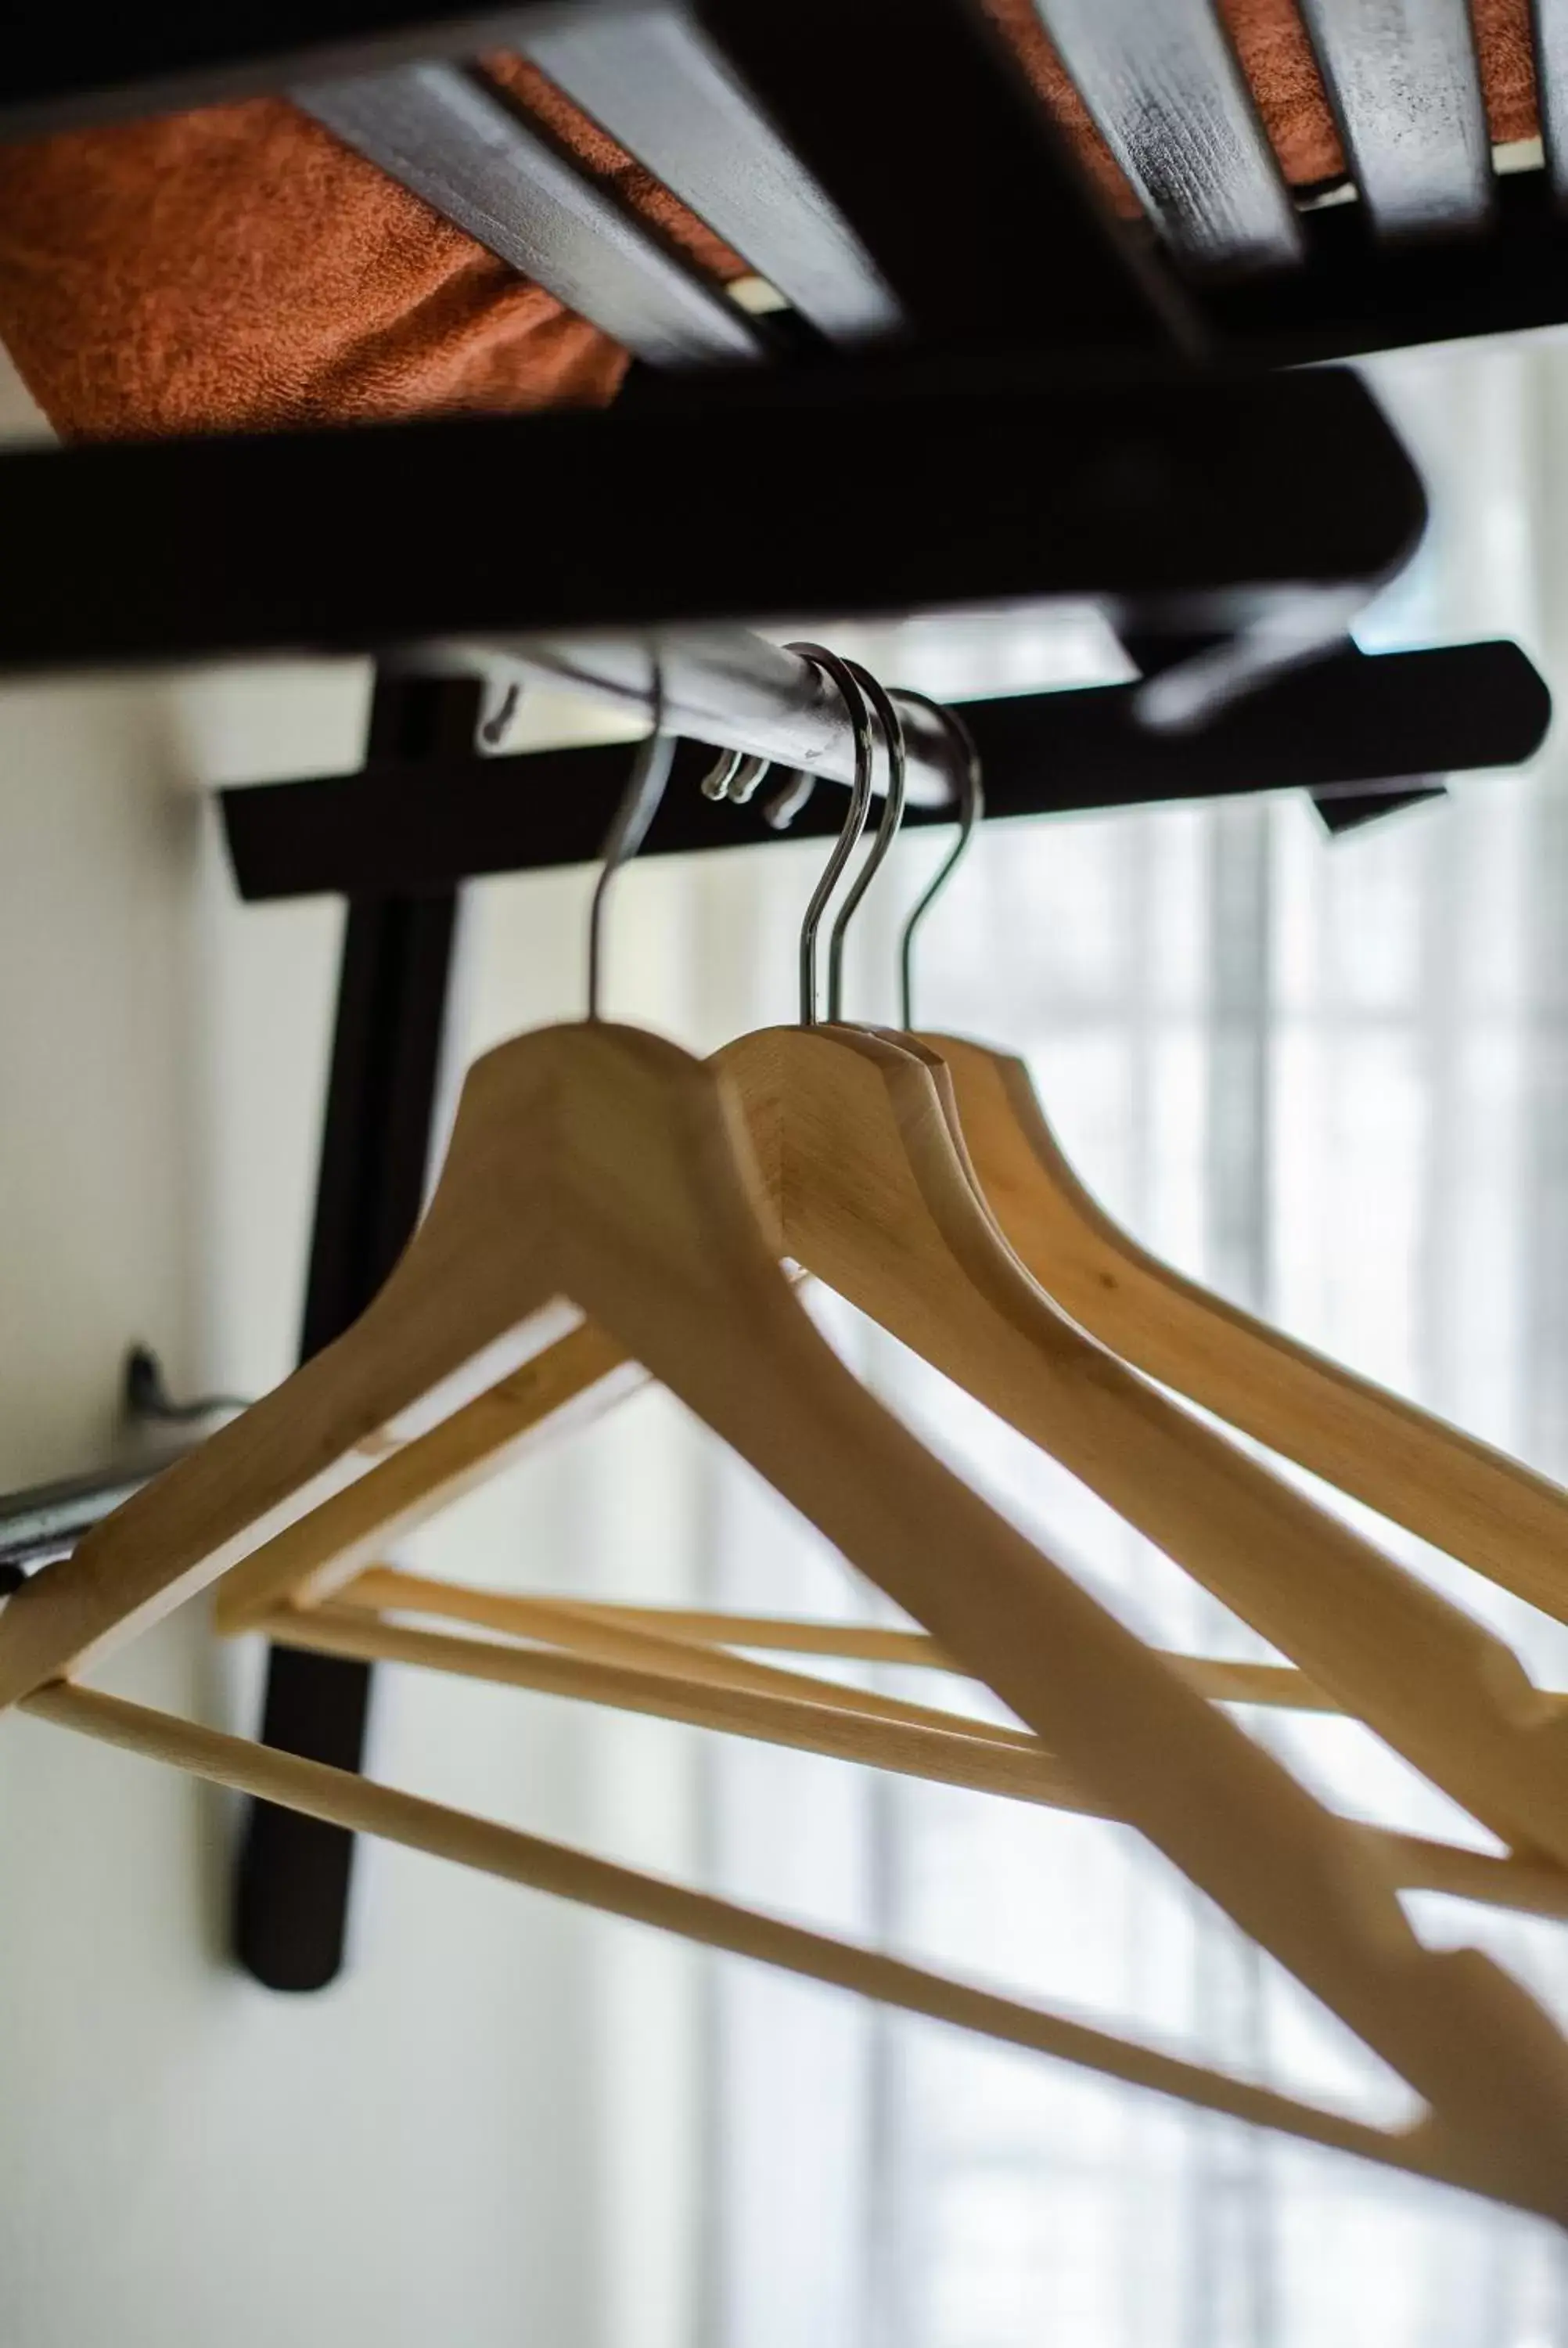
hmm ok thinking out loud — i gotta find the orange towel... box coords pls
[0,2,1539,445]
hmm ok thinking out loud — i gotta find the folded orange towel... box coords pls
[0,2,1538,445]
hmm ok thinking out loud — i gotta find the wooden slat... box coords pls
[297,59,770,368]
[315,1572,1056,1752]
[688,0,1200,351]
[1296,0,1494,238]
[1030,0,1303,272]
[521,6,901,344]
[1532,0,1568,199]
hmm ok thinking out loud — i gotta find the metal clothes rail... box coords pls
[220,640,1553,901]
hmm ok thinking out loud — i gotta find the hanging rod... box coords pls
[224,637,1559,902]
[0,1348,246,1587]
[476,628,961,808]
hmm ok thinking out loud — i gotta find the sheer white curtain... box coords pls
[667,333,1568,2348]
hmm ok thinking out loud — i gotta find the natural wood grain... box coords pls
[926,1029,1568,1630]
[269,1598,1568,1928]
[9,1019,1566,2208]
[338,1567,1340,1712]
[22,1680,1550,2215]
[715,1024,1568,1889]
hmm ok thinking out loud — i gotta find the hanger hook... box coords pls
[826,661,907,1025]
[586,660,677,1021]
[786,643,876,1025]
[699,745,744,801]
[893,693,984,1030]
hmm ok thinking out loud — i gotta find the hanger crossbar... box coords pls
[333,1565,1336,1713]
[268,1591,1568,1928]
[23,1676,1502,2203]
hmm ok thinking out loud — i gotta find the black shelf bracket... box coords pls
[231,670,470,1992]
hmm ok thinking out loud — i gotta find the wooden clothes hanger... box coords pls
[892,694,1568,1628]
[228,663,1568,1810]
[22,1009,1568,2207]
[3,693,1567,2215]
[707,664,1568,1889]
[209,652,1568,1918]
[216,651,1568,1886]
[257,661,1568,1890]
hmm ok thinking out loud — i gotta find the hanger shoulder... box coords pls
[220,1252,811,1633]
[928,1028,1568,1624]
[0,1025,675,1705]
[0,1020,825,1704]
[717,1023,1568,1877]
[718,1025,1077,1371]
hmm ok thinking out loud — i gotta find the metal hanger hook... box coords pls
[786,644,876,1025]
[894,693,984,1029]
[699,746,773,806]
[826,662,907,1024]
[586,659,677,1021]
[698,745,744,801]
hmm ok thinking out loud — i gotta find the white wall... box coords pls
[0,355,704,2348]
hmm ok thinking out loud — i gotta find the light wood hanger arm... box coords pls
[928,1029,1568,1626]
[264,1602,1081,1807]
[716,1023,1568,1884]
[322,1570,1044,1748]
[213,1321,646,1629]
[339,1570,1340,1711]
[212,1276,800,1632]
